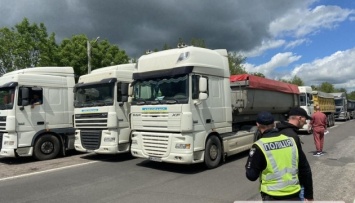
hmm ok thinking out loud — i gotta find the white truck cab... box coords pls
[130,46,299,168]
[298,86,314,131]
[74,64,135,154]
[0,67,75,160]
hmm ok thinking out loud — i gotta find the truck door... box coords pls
[16,87,46,147]
[192,75,212,130]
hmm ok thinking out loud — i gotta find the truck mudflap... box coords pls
[221,130,254,157]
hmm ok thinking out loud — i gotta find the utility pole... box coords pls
[87,36,100,74]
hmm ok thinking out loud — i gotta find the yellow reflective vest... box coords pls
[255,134,301,196]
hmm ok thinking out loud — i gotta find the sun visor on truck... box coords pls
[230,74,299,94]
[74,78,117,88]
[133,66,193,80]
[0,82,18,88]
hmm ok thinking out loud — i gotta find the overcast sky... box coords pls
[1,0,355,91]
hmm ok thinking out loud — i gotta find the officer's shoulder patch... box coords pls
[249,147,256,157]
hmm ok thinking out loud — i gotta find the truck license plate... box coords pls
[149,156,162,162]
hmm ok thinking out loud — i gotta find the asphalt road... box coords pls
[0,120,354,203]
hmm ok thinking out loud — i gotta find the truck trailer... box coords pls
[0,67,75,160]
[129,46,299,168]
[73,64,135,154]
[312,90,336,127]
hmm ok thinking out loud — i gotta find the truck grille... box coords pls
[0,116,6,131]
[0,132,3,151]
[142,134,169,157]
[75,113,108,129]
[80,130,102,150]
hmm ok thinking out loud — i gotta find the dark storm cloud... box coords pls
[0,0,305,58]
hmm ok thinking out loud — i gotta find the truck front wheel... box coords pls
[204,135,222,169]
[34,134,60,160]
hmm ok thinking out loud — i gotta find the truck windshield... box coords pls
[132,75,188,105]
[334,98,343,106]
[0,88,15,110]
[74,83,114,108]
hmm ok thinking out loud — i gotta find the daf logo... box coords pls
[18,122,25,125]
[172,113,180,117]
[132,113,141,116]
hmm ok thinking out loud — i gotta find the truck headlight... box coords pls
[4,141,15,146]
[175,143,191,149]
[104,137,116,142]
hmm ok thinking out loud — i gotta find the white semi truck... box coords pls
[298,86,335,131]
[130,46,299,168]
[330,92,350,121]
[74,64,135,154]
[347,99,355,119]
[0,67,75,160]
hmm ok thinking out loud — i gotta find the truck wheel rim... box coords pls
[209,145,218,160]
[41,142,54,154]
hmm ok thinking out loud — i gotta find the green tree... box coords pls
[91,39,129,68]
[250,72,265,78]
[190,38,206,48]
[317,82,335,93]
[348,91,355,100]
[279,79,290,83]
[335,87,347,93]
[228,52,247,75]
[57,34,129,77]
[0,27,17,74]
[57,34,87,76]
[0,18,57,73]
[290,76,304,86]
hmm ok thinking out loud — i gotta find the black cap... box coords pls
[256,111,275,125]
[289,107,312,119]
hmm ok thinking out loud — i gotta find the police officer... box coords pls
[245,111,314,201]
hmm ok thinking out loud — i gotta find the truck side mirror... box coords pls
[199,93,208,100]
[19,87,30,109]
[199,77,207,92]
[127,83,133,103]
[121,83,129,96]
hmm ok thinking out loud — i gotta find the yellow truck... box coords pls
[312,90,336,127]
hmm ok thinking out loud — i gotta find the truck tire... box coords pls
[204,135,222,169]
[327,115,331,127]
[33,134,60,160]
[331,114,335,126]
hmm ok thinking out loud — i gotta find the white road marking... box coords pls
[0,160,99,182]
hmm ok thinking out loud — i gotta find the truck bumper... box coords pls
[0,148,16,158]
[131,147,203,164]
[74,142,130,154]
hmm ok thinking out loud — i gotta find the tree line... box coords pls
[1,18,354,99]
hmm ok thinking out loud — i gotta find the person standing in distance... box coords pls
[245,111,313,201]
[309,105,327,156]
[276,107,314,200]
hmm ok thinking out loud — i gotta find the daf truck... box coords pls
[74,64,135,154]
[0,67,75,160]
[298,86,336,131]
[347,99,355,119]
[330,92,350,120]
[129,46,299,168]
